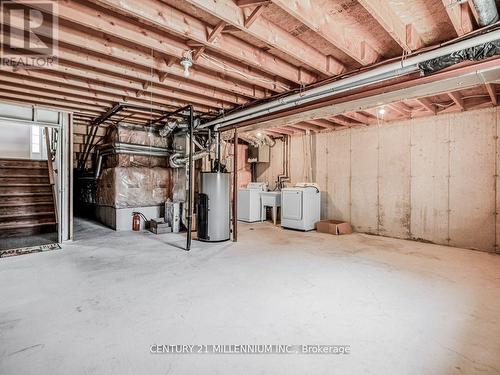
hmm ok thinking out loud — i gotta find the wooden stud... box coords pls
[486,84,498,106]
[442,0,474,36]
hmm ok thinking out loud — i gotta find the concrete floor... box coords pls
[1,218,500,375]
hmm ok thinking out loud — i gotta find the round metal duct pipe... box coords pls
[472,0,499,26]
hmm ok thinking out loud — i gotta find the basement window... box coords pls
[31,125,40,154]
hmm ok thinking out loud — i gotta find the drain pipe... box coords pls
[186,105,194,251]
[200,29,500,130]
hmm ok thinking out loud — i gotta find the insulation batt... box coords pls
[104,124,168,147]
[103,154,168,169]
[97,167,171,208]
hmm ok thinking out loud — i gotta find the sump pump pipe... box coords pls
[200,29,500,130]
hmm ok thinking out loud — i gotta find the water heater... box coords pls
[197,172,231,242]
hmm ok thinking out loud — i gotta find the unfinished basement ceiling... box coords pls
[0,0,498,162]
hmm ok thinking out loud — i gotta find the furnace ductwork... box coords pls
[418,39,500,74]
[471,0,499,26]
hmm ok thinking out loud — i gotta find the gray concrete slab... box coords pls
[1,218,500,374]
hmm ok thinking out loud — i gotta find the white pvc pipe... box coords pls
[201,29,500,130]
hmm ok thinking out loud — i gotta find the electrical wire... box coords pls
[200,52,290,91]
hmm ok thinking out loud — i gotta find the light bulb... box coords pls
[256,132,262,138]
[378,107,386,116]
[180,56,193,78]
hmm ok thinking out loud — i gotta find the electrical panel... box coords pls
[248,145,270,163]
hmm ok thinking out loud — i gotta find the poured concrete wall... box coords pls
[256,107,499,252]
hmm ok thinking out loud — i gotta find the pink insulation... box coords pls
[104,154,168,169]
[104,124,168,147]
[97,167,171,208]
[237,144,251,188]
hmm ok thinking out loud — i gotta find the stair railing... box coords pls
[44,127,59,225]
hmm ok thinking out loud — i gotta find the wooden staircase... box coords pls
[0,158,57,238]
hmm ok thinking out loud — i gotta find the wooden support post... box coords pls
[233,127,238,242]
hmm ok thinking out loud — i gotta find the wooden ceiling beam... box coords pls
[342,112,376,124]
[0,68,214,114]
[272,127,297,135]
[85,0,317,85]
[19,61,218,111]
[387,103,410,117]
[237,0,271,7]
[182,0,345,76]
[416,97,438,114]
[4,31,234,109]
[305,119,338,129]
[486,83,498,106]
[285,125,309,133]
[328,116,363,127]
[357,0,424,52]
[271,0,379,65]
[294,122,323,131]
[0,75,176,115]
[448,91,465,110]
[28,1,286,94]
[74,125,107,137]
[0,92,105,116]
[262,129,285,137]
[51,49,235,107]
[442,0,475,36]
[0,83,112,110]
[9,11,267,98]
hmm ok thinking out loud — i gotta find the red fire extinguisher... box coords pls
[132,212,141,231]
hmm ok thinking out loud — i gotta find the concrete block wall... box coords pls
[256,107,499,252]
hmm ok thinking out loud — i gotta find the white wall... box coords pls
[257,107,499,253]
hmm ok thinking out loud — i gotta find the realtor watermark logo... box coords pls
[0,0,58,69]
[150,344,352,355]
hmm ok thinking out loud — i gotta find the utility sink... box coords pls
[260,191,281,225]
[260,191,281,206]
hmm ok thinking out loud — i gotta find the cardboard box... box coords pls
[316,220,353,235]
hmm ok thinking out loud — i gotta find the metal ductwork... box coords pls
[159,120,181,138]
[199,29,500,130]
[94,143,169,179]
[418,39,500,74]
[471,0,499,26]
[169,149,211,168]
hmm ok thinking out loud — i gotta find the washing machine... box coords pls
[237,182,268,222]
[281,183,321,231]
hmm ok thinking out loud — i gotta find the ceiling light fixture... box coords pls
[378,107,386,116]
[180,50,193,78]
